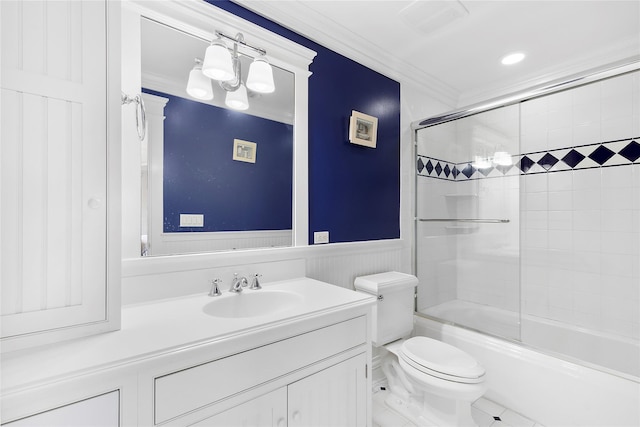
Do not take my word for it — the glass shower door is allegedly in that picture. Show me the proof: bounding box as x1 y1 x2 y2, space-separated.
415 105 521 340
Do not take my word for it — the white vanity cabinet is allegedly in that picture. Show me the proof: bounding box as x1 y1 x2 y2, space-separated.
1 279 374 427
191 354 367 427
287 353 367 427
189 388 287 427
149 315 370 426
4 391 120 427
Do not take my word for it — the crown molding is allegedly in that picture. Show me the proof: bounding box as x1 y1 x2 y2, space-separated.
232 0 459 106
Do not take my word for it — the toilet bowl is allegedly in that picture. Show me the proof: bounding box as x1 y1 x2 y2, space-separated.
383 337 486 426
354 272 486 427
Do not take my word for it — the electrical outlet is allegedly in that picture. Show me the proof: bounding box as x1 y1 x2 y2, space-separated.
180 214 204 227
314 231 329 244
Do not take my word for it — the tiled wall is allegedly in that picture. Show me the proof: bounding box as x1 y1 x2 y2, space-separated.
520 71 639 340
416 70 639 341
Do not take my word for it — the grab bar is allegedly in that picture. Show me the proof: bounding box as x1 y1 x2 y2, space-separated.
418 218 510 223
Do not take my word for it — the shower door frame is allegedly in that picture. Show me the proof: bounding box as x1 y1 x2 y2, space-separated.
411 58 640 328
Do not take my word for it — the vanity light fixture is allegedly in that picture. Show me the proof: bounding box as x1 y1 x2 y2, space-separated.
190 31 275 110
186 58 214 100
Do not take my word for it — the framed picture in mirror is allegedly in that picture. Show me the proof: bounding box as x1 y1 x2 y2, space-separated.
349 110 378 148
233 139 257 163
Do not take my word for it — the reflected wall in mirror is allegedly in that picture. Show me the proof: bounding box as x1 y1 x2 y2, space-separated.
139 17 295 256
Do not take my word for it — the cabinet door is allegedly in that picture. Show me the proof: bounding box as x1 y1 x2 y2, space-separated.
0 0 119 349
288 353 368 427
4 391 119 427
189 388 287 427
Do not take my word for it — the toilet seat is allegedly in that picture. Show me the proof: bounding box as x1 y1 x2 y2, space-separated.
400 337 485 384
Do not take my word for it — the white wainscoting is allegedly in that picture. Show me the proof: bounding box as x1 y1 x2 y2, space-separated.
122 239 408 305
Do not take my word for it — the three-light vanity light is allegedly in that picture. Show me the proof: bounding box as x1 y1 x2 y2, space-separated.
186 31 275 110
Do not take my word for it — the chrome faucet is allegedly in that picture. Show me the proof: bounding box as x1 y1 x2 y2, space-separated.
229 273 248 293
250 273 262 290
209 278 222 297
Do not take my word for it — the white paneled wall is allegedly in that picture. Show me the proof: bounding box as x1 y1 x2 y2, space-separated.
305 242 405 290
1 0 110 338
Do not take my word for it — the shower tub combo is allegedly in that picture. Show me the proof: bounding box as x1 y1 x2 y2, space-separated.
413 62 640 426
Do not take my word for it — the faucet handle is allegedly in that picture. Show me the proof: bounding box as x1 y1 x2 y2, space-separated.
209 278 222 297
250 273 262 290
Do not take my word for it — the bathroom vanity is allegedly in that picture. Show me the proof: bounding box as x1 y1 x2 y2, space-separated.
1 278 375 426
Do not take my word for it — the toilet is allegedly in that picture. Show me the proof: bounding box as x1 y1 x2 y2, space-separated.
354 272 486 427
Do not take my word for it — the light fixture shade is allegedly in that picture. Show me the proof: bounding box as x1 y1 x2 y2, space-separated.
225 83 249 110
202 40 235 82
246 57 275 93
186 65 213 100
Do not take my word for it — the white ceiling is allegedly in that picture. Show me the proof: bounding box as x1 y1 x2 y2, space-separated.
235 0 640 107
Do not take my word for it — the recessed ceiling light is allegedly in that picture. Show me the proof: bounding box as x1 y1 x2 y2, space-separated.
501 52 525 65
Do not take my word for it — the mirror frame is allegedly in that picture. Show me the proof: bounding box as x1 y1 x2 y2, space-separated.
121 0 316 261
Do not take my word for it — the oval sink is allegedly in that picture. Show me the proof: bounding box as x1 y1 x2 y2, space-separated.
202 290 304 319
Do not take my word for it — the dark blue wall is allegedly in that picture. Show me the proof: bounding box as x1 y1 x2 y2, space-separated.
208 1 401 243
144 89 293 232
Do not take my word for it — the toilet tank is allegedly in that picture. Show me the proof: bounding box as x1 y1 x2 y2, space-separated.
354 272 418 346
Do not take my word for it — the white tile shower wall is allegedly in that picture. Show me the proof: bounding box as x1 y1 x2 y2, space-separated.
520 70 640 340
416 178 459 311
456 175 520 311
522 165 640 339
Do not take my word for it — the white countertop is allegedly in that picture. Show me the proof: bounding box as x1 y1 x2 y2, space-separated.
1 278 375 394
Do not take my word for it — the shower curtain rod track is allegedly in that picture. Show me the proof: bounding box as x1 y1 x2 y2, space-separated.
418 218 510 224
411 58 639 130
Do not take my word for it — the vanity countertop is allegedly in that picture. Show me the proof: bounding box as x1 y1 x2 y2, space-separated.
1 277 375 394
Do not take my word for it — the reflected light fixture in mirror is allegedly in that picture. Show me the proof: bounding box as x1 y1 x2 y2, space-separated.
247 56 275 93
203 37 235 81
191 31 275 111
493 151 513 166
225 83 249 110
186 58 214 100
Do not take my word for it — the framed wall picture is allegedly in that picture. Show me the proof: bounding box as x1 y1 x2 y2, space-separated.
349 110 378 148
232 139 257 163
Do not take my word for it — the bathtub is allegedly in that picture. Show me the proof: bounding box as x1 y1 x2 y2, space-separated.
423 299 639 378
414 314 640 427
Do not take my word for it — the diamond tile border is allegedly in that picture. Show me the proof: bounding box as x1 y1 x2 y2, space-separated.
417 138 639 181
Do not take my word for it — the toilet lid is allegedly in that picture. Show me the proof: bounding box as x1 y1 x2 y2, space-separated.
400 337 485 381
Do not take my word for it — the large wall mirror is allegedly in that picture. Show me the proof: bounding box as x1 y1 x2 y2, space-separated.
121 1 316 259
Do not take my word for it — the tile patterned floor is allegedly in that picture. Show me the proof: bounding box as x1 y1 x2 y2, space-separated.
373 387 545 427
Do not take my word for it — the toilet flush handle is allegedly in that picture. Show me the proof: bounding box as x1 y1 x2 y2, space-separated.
378 294 384 301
